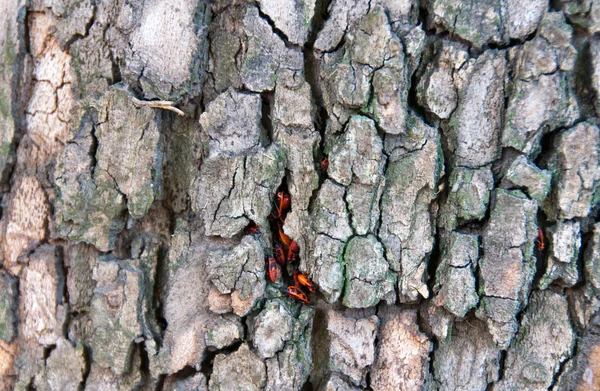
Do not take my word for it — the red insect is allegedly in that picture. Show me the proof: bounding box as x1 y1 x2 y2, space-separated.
537 227 545 250
287 240 299 262
278 225 300 262
267 258 280 282
273 190 291 219
246 223 260 234
286 285 310 304
321 158 329 170
293 271 316 293
278 191 291 212
274 242 286 265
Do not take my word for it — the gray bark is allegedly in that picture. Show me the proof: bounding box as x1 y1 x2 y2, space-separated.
0 0 599 390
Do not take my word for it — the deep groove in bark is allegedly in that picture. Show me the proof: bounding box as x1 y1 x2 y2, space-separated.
4 8 32 188
260 91 274 144
256 6 296 49
574 39 597 120
496 349 508 383
64 5 97 49
152 244 169 339
154 374 166 391
200 340 244 386
80 344 93 390
426 225 443 297
304 0 331 195
300 379 314 391
138 339 152 388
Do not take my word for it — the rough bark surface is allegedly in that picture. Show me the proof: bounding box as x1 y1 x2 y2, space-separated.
0 0 599 390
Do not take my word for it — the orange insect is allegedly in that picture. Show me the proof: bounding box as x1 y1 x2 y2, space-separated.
278 225 292 246
321 158 329 170
536 227 545 250
293 271 316 293
274 243 286 264
274 190 291 218
267 258 280 282
278 225 300 262
286 285 310 304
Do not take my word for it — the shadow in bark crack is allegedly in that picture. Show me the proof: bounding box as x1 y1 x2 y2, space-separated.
199 339 244 387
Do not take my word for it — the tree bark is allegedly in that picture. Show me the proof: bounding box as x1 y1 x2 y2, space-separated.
1 0 599 390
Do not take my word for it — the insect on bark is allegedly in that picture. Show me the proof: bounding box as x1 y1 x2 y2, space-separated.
267 257 280 282
536 227 545 250
286 285 310 304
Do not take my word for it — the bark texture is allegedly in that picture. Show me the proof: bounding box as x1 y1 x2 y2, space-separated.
0 0 599 390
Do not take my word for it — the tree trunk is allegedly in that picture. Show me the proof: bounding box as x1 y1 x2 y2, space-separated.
1 0 599 390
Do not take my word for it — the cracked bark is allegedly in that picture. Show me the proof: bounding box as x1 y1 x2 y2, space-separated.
1 0 599 390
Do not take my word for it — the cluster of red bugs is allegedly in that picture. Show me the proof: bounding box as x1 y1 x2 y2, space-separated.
247 185 316 304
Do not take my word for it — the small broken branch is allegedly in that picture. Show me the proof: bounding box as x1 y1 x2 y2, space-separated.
131 97 185 116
